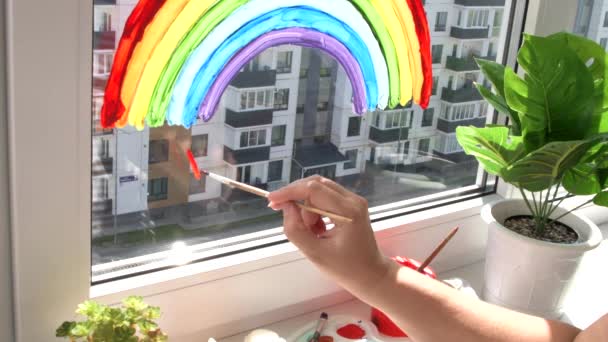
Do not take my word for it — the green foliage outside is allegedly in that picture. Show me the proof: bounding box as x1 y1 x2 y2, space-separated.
56 296 168 342
456 32 608 237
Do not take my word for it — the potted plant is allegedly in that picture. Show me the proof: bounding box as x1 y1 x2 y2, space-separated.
456 32 608 319
56 296 168 341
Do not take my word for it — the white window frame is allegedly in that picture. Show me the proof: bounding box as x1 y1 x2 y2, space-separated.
239 87 274 111
6 1 607 341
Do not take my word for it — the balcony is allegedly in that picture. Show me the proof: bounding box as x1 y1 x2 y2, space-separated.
445 55 496 72
92 199 113 215
450 27 489 39
369 127 409 144
92 157 113 176
436 117 486 133
223 146 270 165
231 70 277 88
225 109 273 128
93 31 116 50
454 0 506 6
441 87 483 103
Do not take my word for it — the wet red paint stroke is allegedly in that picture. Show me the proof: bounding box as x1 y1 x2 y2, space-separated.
100 0 166 128
406 0 432 109
336 324 366 340
186 149 201 180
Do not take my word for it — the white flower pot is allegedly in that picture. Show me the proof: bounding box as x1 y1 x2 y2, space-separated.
481 199 602 319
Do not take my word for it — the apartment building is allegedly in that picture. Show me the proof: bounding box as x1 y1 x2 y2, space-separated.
92 0 507 232
574 0 608 49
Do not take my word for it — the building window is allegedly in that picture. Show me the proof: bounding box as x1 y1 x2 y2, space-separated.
268 160 284 182
277 51 293 74
435 12 447 32
148 177 168 202
240 89 274 110
274 88 290 110
402 141 410 157
384 110 412 129
418 138 431 157
237 165 252 184
347 117 362 137
432 76 439 95
431 45 443 64
191 134 208 157
240 129 267 148
344 150 358 170
92 178 110 201
271 125 286 146
93 51 114 76
604 12 608 27
439 134 463 154
149 139 169 164
189 174 207 194
422 108 435 127
601 38 608 50
467 9 490 28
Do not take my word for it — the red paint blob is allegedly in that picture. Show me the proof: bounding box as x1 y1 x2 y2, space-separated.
186 149 201 180
336 324 366 340
319 336 334 342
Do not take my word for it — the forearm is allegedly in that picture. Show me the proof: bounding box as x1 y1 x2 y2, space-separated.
348 261 581 342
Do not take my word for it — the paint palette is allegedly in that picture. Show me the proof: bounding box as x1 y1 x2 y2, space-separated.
288 315 409 342
286 278 478 342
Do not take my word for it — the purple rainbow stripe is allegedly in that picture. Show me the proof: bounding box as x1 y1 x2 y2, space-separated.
198 27 367 121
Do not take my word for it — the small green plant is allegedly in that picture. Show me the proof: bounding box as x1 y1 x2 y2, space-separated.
456 32 608 237
56 296 168 342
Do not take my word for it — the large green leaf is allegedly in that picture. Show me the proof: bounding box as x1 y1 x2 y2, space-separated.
505 35 595 147
455 126 525 177
563 163 602 195
549 33 608 136
593 191 608 207
504 140 596 192
476 59 522 135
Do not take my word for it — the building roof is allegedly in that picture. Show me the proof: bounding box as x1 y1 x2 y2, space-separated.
294 143 348 168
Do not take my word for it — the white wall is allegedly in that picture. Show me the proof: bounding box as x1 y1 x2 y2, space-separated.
0 0 14 339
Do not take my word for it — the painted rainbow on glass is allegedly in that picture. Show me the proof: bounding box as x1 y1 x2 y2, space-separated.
100 0 432 130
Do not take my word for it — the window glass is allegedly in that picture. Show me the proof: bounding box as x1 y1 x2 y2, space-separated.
191 134 208 157
347 117 361 137
277 51 293 74
148 140 168 164
422 108 435 127
189 174 207 194
271 125 287 146
435 12 447 32
344 150 358 170
91 0 514 275
274 89 289 110
268 160 284 182
148 178 168 202
431 44 443 64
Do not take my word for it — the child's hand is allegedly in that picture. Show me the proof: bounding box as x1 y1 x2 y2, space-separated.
268 176 392 295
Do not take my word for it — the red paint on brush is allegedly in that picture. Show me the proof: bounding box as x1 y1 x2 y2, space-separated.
336 324 366 340
100 0 166 128
406 0 432 109
186 149 201 180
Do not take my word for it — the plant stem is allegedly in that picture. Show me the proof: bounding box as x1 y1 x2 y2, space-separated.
552 199 594 223
519 187 537 219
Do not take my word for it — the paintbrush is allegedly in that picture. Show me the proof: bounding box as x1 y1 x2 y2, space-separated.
309 312 329 342
417 226 459 273
186 150 353 224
